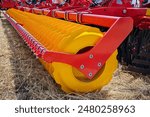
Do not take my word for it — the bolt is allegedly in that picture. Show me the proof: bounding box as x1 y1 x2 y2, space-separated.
88 72 93 77
123 9 127 14
89 54 94 59
80 64 84 69
98 62 102 67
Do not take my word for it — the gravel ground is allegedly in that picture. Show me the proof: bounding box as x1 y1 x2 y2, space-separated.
0 12 150 100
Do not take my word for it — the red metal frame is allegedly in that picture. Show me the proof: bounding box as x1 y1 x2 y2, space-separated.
16 0 150 29
0 0 15 9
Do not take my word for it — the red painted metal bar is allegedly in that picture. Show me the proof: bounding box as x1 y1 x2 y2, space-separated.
48 8 149 27
4 12 133 79
137 16 150 29
0 0 15 9
17 6 149 28
45 10 117 27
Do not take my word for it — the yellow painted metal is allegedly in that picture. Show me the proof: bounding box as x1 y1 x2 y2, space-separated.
146 9 150 16
52 52 117 93
7 8 118 93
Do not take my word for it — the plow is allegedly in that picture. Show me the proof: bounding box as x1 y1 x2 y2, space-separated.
0 0 150 93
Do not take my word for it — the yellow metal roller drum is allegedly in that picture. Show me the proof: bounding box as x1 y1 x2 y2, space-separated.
7 8 118 93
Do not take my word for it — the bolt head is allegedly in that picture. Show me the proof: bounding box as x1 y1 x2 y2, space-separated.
98 62 102 67
123 9 127 14
89 54 94 59
80 64 84 69
88 72 93 77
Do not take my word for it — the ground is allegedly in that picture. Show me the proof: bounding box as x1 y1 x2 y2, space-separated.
0 12 150 100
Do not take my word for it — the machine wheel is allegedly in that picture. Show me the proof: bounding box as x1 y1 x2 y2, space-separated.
51 32 118 93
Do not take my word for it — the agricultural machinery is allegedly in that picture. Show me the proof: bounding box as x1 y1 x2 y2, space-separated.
0 0 15 9
0 0 150 93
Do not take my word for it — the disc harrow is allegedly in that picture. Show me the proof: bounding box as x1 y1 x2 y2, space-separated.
2 0 150 93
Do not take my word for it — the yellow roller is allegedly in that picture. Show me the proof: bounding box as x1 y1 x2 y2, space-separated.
7 8 118 93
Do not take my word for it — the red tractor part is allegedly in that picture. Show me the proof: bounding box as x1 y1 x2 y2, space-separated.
0 0 15 9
